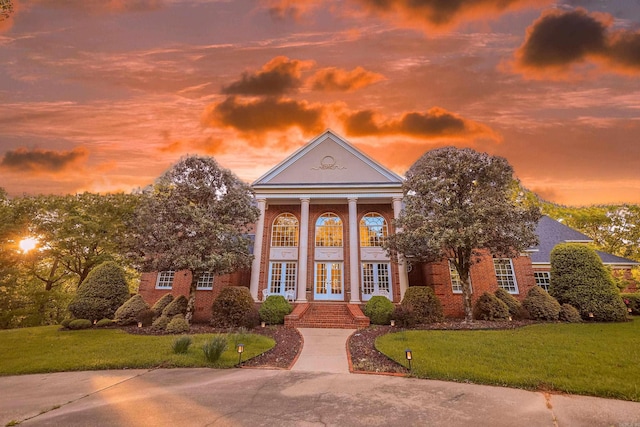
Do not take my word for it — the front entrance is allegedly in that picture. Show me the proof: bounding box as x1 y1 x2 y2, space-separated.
361 262 391 301
314 262 344 300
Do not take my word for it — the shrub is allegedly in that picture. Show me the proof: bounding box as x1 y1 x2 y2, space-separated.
473 292 510 321
392 305 416 328
151 294 174 318
259 295 292 325
60 318 73 328
211 286 260 329
559 304 582 323
114 294 150 326
166 314 190 334
162 295 189 318
136 309 156 327
151 315 170 332
494 288 523 319
621 293 640 315
523 286 561 321
172 336 192 354
202 335 228 363
550 243 628 322
95 318 114 327
67 319 92 330
364 296 395 325
67 262 130 321
397 286 444 325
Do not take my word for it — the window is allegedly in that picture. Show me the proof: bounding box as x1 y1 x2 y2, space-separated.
156 270 174 289
196 272 214 290
361 262 391 297
493 259 518 294
315 213 343 247
449 260 471 294
359 213 388 247
534 271 551 292
271 213 299 247
268 262 297 295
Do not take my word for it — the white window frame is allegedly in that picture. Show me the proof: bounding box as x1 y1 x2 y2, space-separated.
361 262 391 301
156 270 175 289
493 259 518 294
534 271 551 292
268 261 297 295
196 272 214 290
271 213 299 247
315 213 343 247
448 260 471 294
359 213 388 248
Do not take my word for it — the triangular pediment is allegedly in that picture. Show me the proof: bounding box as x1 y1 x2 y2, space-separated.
253 130 403 187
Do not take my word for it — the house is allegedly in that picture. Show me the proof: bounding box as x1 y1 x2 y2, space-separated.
138 130 638 324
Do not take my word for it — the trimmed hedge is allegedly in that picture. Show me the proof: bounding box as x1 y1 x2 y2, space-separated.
211 286 259 329
364 296 395 325
550 244 628 322
114 294 150 326
151 315 170 332
95 318 114 327
559 304 582 323
523 286 561 321
67 262 130 321
151 294 174 318
621 293 640 315
394 286 443 327
136 309 156 327
166 314 190 334
494 288 523 319
68 319 92 330
473 292 510 321
259 295 292 325
162 295 188 318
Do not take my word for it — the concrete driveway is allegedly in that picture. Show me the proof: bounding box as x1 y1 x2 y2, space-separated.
2 368 640 426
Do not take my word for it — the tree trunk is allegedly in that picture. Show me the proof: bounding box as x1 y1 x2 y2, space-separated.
461 272 474 323
185 271 199 324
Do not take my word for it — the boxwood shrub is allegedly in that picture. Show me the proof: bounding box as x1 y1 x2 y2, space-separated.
67 319 93 330
473 292 510 321
259 295 292 325
394 286 443 327
364 296 395 325
621 293 640 315
523 286 561 321
166 314 190 334
162 295 188 318
114 294 150 326
151 294 174 318
494 288 523 319
559 303 582 323
211 286 259 329
151 315 170 332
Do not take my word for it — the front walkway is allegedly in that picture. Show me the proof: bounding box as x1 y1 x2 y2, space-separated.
291 328 355 373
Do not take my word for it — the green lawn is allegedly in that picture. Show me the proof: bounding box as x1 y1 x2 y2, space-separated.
376 318 640 401
0 326 275 375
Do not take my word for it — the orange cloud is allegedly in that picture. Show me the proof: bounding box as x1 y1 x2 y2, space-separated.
31 0 163 14
221 56 314 96
202 96 326 136
261 0 327 21
342 107 499 141
512 8 640 78
0 146 88 174
353 0 552 31
308 66 384 92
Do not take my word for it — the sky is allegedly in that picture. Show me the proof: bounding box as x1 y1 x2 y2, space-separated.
1 0 639 206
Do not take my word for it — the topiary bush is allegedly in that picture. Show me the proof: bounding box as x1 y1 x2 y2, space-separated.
136 309 155 327
211 286 260 329
67 319 92 330
151 315 170 332
151 294 174 318
202 335 228 363
114 294 150 326
396 286 443 326
494 288 523 319
473 292 510 321
95 318 114 327
364 296 395 325
67 261 130 321
162 295 188 318
550 243 628 322
621 293 640 315
60 318 73 328
166 314 190 334
523 286 561 321
559 303 582 323
259 295 292 325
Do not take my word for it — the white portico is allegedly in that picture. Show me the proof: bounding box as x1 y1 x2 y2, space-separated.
249 130 408 304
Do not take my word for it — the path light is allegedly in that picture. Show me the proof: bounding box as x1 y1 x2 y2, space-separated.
261 321 266 328
237 343 244 365
137 322 142 328
390 320 395 327
589 312 594 318
405 348 412 371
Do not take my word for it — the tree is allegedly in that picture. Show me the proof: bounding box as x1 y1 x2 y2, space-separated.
68 261 130 321
386 147 540 322
129 155 259 323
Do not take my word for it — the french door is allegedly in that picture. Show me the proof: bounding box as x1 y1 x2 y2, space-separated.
314 262 343 300
361 262 391 301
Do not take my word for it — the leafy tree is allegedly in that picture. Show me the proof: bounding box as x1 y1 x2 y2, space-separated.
129 156 259 323
386 147 540 322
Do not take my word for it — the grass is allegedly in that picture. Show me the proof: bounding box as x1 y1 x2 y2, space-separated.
376 317 640 401
0 326 275 375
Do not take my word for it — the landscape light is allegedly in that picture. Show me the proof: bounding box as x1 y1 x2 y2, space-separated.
237 343 244 365
405 349 412 370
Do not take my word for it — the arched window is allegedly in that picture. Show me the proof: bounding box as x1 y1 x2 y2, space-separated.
271 213 299 247
315 213 343 247
359 213 388 247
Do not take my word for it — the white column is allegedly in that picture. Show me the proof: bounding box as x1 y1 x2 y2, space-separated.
348 197 360 303
296 197 310 302
249 197 267 301
393 196 409 301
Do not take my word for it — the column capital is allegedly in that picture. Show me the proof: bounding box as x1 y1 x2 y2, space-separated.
347 196 358 204
300 197 311 204
392 195 403 203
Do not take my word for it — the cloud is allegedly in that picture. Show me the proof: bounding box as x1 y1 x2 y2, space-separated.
513 8 640 78
221 56 314 96
261 0 328 21
352 0 552 31
308 66 384 92
0 146 88 173
29 0 163 14
202 96 326 135
342 107 499 141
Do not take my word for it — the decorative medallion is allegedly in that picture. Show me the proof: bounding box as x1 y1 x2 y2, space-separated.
312 155 346 170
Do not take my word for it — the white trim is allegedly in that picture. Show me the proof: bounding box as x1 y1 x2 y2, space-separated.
155 270 175 289
493 258 519 294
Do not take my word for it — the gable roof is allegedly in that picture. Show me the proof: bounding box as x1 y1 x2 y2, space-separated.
531 215 639 267
252 130 404 188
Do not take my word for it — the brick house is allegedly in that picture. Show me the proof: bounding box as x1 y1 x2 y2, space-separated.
138 130 638 324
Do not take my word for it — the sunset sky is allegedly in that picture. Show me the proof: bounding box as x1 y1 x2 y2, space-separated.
1 0 639 206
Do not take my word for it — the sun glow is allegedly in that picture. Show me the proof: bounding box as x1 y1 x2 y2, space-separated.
19 237 38 253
